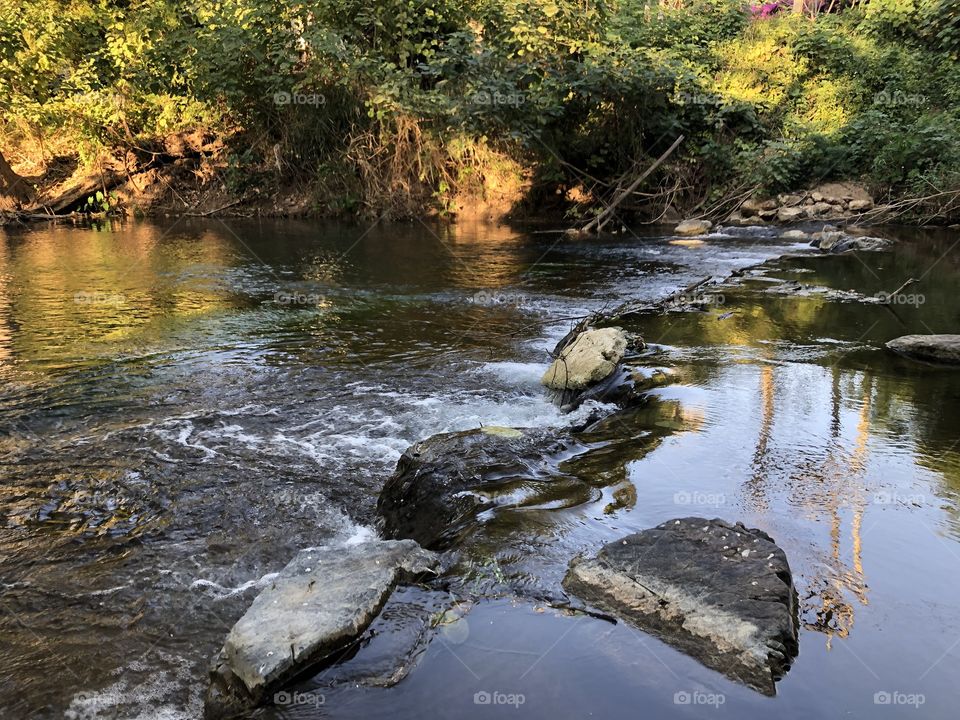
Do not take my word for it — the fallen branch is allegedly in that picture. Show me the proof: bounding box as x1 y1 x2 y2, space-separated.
854 189 960 224
187 199 242 217
881 277 918 302
577 135 685 235
547 275 714 357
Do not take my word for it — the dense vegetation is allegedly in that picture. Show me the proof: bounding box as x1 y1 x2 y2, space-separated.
1 0 959 219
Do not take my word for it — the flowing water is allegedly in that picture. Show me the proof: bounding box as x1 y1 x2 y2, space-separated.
0 219 958 719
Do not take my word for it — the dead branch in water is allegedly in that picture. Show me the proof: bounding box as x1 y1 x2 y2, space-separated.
547 275 715 357
881 277 918 302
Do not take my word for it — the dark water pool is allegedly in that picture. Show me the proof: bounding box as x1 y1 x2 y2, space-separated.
0 219 957 719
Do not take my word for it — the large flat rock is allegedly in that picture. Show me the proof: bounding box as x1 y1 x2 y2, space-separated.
204 539 438 718
377 427 589 549
563 518 798 695
886 334 960 365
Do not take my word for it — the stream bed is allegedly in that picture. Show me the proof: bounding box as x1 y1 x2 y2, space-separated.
1 219 958 719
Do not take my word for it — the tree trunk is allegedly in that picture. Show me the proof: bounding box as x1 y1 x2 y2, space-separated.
0 150 33 206
792 0 806 14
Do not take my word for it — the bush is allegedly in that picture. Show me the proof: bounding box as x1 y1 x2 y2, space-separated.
1 0 958 218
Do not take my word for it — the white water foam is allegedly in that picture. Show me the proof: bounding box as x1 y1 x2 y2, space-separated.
65 652 203 720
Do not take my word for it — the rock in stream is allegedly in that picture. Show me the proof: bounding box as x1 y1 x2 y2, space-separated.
377 426 590 549
563 518 798 695
541 327 627 391
886 334 960 365
204 539 438 719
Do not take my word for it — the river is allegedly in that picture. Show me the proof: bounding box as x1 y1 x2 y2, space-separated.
0 219 958 719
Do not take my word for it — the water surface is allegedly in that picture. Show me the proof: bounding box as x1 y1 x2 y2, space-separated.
0 219 957 719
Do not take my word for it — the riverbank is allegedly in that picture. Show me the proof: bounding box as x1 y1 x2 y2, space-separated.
4 4 960 230
3 142 959 231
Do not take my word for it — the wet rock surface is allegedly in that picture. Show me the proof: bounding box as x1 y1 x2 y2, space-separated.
204 539 438 719
563 518 798 695
377 427 589 549
886 334 960 365
811 231 892 253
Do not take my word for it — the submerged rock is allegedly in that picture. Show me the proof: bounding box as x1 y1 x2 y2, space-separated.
563 518 798 695
204 539 438 719
780 229 809 241
562 364 679 412
377 427 588 549
674 219 713 236
886 334 960 365
628 366 679 393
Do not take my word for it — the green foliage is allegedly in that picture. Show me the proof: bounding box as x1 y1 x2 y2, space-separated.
0 0 958 216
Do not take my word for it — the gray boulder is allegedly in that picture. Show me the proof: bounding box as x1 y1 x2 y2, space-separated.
541 327 627 391
674 219 713 236
810 230 846 251
886 334 960 365
542 327 629 411
563 518 798 695
811 231 891 253
204 539 438 719
377 427 589 549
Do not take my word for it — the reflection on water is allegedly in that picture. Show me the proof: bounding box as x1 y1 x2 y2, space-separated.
1 219 959 719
